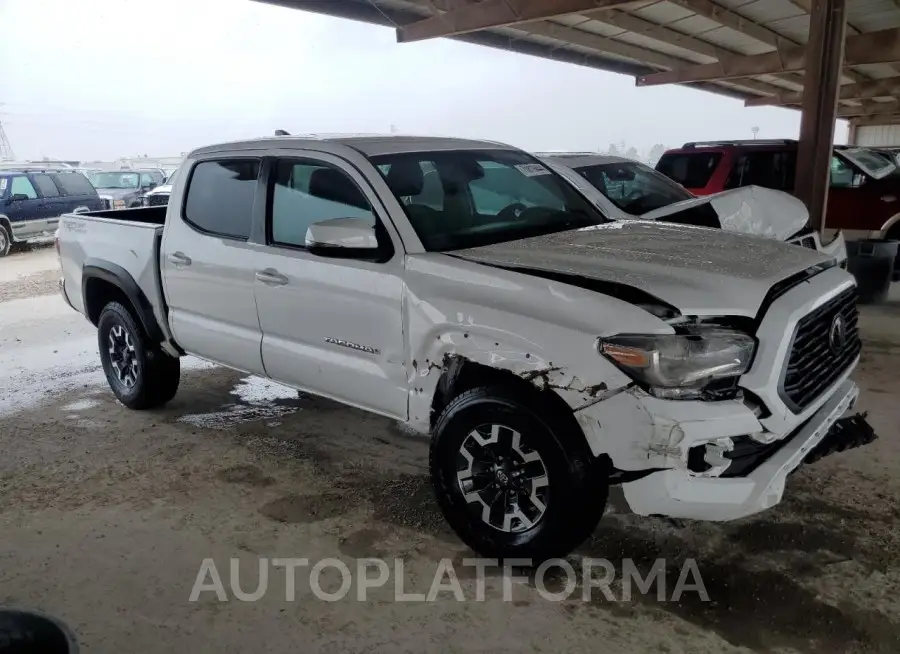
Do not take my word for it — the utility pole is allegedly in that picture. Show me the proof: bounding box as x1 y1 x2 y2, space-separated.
0 104 15 161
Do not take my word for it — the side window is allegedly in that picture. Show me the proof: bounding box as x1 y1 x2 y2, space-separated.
32 174 61 198
54 173 97 196
184 159 260 239
830 156 856 188
269 159 376 248
725 151 794 191
10 176 38 199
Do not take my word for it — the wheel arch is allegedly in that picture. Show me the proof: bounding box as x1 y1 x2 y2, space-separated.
81 260 164 343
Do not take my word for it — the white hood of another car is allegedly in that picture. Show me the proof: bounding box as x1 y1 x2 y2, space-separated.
452 221 829 316
643 186 809 241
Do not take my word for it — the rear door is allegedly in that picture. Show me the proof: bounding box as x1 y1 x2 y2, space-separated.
160 157 267 375
31 173 66 218
826 154 895 235
252 151 407 419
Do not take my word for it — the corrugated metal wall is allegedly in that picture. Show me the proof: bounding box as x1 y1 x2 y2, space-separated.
854 125 900 146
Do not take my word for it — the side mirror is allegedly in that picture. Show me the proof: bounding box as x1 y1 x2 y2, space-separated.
145 182 157 191
7 193 29 204
305 217 379 257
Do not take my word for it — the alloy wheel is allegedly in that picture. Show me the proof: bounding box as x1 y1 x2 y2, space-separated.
108 324 139 388
456 423 549 533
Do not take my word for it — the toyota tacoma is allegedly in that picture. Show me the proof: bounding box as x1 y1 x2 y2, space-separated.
57 135 876 559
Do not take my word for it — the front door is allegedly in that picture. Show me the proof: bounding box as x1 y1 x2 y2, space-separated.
252 152 407 419
6 175 45 240
160 158 267 376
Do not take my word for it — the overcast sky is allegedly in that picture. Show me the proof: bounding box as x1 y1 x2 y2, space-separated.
0 0 847 162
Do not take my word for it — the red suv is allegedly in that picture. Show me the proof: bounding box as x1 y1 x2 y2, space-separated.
656 139 900 243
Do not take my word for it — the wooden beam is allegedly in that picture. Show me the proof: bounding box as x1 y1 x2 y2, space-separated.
518 20 788 96
396 0 637 42
795 0 846 231
636 26 900 86
667 0 794 50
852 113 900 126
584 9 814 89
746 76 900 106
838 100 900 117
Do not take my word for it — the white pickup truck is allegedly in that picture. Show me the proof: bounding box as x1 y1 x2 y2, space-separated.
57 135 875 560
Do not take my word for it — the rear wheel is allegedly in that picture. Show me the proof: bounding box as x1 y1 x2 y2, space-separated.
97 301 180 409
430 385 607 561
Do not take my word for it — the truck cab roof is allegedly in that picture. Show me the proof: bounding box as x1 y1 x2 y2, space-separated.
188 134 512 158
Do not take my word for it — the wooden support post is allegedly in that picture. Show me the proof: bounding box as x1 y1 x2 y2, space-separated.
795 0 847 233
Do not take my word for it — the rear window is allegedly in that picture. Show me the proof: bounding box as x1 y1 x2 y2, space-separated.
656 152 723 189
184 159 260 239
54 173 98 196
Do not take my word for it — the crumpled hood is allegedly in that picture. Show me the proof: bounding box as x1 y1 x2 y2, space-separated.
95 188 140 201
642 185 809 241
452 221 829 316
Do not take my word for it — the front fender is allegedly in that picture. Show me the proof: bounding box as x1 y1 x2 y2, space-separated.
403 254 671 430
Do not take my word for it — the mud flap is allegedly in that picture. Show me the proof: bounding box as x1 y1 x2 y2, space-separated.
803 412 877 465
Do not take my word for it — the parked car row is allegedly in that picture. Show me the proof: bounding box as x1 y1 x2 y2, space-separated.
0 169 104 256
538 152 847 263
56 134 874 560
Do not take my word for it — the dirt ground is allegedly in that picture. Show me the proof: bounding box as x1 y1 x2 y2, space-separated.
1 245 899 653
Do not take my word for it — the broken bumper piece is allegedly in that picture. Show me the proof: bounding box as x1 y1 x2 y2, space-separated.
803 412 877 465
619 379 870 521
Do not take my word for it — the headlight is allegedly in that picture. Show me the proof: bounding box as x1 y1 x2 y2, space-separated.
113 199 126 209
600 326 756 400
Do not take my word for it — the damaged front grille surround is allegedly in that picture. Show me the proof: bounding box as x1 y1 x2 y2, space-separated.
780 286 861 412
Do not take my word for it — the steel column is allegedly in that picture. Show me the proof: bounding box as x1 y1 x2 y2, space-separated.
795 0 847 232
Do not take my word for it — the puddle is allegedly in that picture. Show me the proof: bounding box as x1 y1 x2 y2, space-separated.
178 376 302 429
60 398 101 412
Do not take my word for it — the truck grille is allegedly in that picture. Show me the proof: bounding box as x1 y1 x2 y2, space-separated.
146 193 169 207
782 286 860 411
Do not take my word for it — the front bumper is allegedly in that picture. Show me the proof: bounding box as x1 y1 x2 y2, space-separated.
585 380 869 521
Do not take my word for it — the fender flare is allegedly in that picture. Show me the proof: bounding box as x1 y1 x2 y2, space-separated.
0 214 11 233
81 259 164 343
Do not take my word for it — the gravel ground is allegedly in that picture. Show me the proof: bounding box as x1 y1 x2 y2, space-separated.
1 248 899 653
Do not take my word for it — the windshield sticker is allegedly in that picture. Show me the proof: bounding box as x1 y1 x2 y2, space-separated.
0 179 6 192
515 163 551 177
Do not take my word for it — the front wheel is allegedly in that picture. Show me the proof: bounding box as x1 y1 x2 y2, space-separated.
97 301 180 410
430 385 607 561
0 224 11 257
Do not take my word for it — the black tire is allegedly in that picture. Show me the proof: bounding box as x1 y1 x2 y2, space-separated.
97 301 180 410
0 609 78 654
430 385 607 561
887 227 900 282
0 224 11 258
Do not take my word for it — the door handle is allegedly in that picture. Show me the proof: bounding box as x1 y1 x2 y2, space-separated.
256 269 289 286
167 252 192 266
881 195 897 203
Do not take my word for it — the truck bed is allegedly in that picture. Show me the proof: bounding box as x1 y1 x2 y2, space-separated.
57 207 173 347
82 206 168 225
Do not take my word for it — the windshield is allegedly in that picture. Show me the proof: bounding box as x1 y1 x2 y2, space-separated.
573 161 691 215
370 149 607 251
89 172 140 189
164 167 180 186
